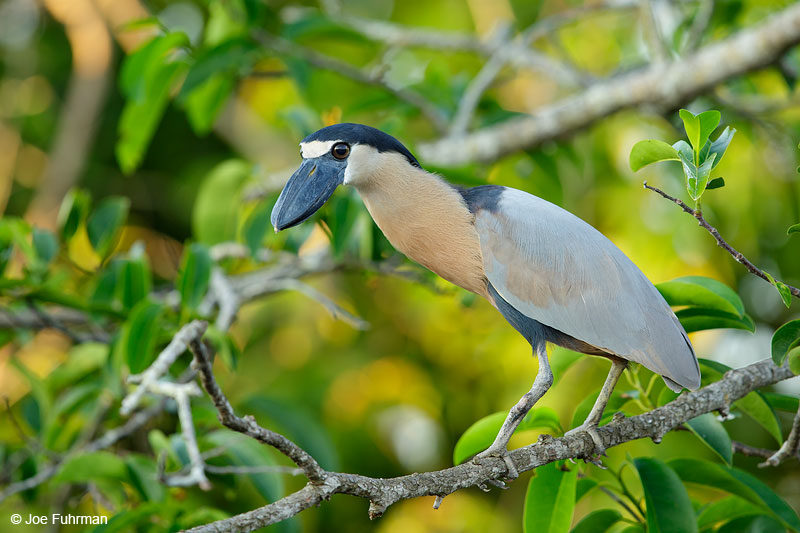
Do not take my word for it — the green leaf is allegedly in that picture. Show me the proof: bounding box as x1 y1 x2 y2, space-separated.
679 109 720 154
656 276 744 317
242 396 339 471
57 188 91 242
192 160 252 245
115 256 152 312
125 454 166 502
177 242 213 312
696 110 721 152
718 514 787 533
184 74 236 134
774 281 792 308
686 413 732 465
788 223 800 235
523 462 577 533
32 227 58 266
575 478 598 502
764 272 792 309
634 457 697 533
122 300 165 374
118 16 163 32
674 308 754 333
453 407 562 465
762 392 799 413
175 507 231 530
697 496 769 530
707 126 735 169
206 431 283 503
669 458 800 530
0 217 34 264
733 390 783 446
87 197 130 258
771 319 800 365
242 201 272 256
51 383 102 422
120 32 189 101
679 109 701 152
788 346 800 375
180 38 258 135
672 140 693 161
117 33 190 173
94 505 166 532
55 451 128 484
657 387 678 406
47 343 108 390
178 37 257 100
629 140 680 172
117 61 187 173
680 149 716 201
90 261 121 311
706 177 725 190
570 509 622 533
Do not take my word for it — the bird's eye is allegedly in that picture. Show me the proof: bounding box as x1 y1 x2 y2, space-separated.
331 142 350 160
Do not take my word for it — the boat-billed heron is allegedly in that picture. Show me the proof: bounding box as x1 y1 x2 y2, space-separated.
271 123 700 477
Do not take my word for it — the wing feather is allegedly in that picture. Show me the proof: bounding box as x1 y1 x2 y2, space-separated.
475 188 700 390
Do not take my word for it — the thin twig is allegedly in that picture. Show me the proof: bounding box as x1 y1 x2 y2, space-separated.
205 465 304 476
761 402 800 467
596 482 645 522
643 182 800 300
187 333 328 483
269 279 369 330
148 381 211 490
120 321 208 416
210 268 241 332
732 440 774 459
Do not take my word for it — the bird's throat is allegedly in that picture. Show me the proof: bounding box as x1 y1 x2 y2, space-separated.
354 167 489 298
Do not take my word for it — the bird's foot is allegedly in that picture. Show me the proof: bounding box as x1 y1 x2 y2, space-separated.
565 422 606 458
473 444 519 480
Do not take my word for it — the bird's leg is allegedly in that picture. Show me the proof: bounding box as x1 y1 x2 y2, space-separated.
474 344 553 479
565 358 627 457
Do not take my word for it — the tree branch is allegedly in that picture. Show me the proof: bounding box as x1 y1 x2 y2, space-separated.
186 340 795 533
644 182 800 300
418 3 800 166
761 401 800 467
188 332 327 483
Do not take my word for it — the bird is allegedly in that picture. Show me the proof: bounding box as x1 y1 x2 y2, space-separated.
270 123 701 477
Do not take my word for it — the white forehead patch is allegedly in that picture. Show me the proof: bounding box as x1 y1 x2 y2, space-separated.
300 140 340 159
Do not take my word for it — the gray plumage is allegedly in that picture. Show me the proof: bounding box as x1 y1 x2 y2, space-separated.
469 187 700 391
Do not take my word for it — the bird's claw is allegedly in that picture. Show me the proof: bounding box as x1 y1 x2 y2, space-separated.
473 445 519 480
565 423 607 458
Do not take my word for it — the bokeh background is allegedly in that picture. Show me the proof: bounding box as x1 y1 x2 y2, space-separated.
1 0 799 531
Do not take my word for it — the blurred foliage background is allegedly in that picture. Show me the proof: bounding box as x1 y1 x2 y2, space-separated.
0 0 799 531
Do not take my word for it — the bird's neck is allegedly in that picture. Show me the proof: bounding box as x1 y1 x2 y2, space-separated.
353 164 488 298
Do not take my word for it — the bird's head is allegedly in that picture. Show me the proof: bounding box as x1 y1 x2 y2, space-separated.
270 123 420 231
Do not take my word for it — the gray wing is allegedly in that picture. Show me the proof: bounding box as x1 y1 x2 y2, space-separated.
473 187 700 390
